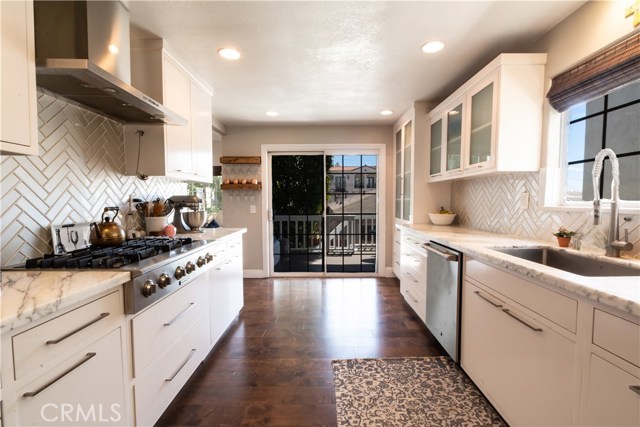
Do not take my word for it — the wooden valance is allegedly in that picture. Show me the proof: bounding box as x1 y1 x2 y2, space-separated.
547 32 640 112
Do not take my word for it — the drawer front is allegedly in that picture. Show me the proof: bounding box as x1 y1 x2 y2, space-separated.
593 309 640 367
14 328 126 427
12 290 122 380
134 314 208 427
401 282 426 323
465 258 577 333
131 277 207 377
208 241 227 266
227 237 243 257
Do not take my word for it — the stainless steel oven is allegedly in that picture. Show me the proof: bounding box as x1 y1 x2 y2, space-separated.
423 241 462 362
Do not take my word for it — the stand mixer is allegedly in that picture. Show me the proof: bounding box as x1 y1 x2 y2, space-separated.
167 195 207 233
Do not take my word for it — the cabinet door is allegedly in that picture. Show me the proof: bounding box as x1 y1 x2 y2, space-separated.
13 329 126 426
500 304 574 426
444 100 464 175
460 281 504 405
190 81 213 182
394 130 402 220
584 354 640 426
226 239 244 319
208 263 229 347
402 121 412 221
1 0 38 155
466 75 496 171
429 118 443 177
163 56 192 175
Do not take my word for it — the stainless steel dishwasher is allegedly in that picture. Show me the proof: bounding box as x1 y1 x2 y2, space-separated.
423 241 462 362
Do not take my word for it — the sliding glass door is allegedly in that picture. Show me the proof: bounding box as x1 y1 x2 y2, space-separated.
270 152 378 275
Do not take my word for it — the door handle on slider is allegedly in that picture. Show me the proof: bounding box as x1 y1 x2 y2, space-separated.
473 291 502 308
502 308 542 332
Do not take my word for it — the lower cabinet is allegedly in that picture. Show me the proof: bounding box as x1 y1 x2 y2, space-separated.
461 270 576 426
13 329 127 426
399 230 427 324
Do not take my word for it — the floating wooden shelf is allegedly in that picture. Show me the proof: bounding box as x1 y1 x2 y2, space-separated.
221 182 262 190
220 156 261 164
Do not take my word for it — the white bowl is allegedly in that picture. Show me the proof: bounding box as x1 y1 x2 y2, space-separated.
429 213 456 225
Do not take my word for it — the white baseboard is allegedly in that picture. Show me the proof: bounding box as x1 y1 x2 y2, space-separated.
384 267 396 278
243 269 266 278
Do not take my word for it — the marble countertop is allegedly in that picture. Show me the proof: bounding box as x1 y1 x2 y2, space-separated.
398 224 640 317
0 228 247 333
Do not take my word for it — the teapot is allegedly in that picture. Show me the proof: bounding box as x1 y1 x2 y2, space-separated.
90 207 126 246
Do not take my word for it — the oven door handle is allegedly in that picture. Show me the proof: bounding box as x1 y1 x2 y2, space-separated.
422 242 458 262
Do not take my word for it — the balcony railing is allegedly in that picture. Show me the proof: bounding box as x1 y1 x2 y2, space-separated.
273 214 376 255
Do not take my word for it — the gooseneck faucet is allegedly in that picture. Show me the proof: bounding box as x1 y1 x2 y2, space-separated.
592 148 634 257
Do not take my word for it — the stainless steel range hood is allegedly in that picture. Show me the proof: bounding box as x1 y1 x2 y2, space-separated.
34 1 186 126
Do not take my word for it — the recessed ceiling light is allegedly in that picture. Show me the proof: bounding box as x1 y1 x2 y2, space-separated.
108 44 119 54
380 110 393 116
218 48 241 60
266 111 279 117
421 40 444 54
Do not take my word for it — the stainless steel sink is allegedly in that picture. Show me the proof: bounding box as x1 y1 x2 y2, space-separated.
492 247 640 277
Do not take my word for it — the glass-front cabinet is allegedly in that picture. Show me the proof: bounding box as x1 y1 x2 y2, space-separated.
394 119 413 222
466 75 496 171
427 54 546 182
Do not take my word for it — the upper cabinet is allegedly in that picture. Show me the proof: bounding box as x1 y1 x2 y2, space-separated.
428 54 547 182
395 102 452 224
124 39 213 183
1 0 38 156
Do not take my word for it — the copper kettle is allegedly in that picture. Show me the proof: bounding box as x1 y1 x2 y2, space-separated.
90 207 126 247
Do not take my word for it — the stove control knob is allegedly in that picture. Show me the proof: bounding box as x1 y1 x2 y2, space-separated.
158 273 172 288
185 261 196 274
142 280 157 297
196 256 206 268
175 266 186 280
205 253 213 263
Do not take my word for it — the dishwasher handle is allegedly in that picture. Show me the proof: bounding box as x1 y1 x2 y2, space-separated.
422 242 458 262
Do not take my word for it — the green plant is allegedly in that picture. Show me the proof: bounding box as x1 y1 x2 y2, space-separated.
552 226 576 238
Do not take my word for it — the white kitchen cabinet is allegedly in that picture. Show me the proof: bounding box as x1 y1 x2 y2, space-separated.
392 225 401 277
399 230 427 324
124 39 213 183
0 0 38 156
428 54 546 182
461 259 576 426
395 102 451 224
1 290 129 427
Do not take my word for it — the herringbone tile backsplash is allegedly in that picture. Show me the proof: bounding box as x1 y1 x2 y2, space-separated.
451 172 640 258
0 92 187 266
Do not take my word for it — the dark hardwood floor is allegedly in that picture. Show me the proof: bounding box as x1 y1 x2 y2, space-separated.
156 277 446 426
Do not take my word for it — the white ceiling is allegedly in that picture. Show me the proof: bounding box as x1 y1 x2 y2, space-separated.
127 1 585 127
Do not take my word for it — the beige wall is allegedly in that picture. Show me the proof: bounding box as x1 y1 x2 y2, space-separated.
221 125 394 274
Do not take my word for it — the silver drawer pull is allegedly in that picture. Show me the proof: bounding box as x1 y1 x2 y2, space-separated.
405 272 418 283
473 291 502 308
23 352 96 398
407 238 420 245
502 308 543 332
165 348 197 382
46 313 110 345
164 303 195 327
405 289 419 303
630 385 640 395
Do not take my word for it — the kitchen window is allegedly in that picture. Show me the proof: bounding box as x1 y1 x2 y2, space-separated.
543 32 640 211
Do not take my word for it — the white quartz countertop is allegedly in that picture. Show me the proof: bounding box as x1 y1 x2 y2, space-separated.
0 228 247 333
0 270 130 333
399 224 640 317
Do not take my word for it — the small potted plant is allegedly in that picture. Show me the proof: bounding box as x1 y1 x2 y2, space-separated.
552 226 576 248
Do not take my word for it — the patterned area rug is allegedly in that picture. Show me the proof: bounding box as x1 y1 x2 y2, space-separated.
332 356 507 427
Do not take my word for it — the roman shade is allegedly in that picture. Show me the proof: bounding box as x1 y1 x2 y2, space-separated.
547 32 640 112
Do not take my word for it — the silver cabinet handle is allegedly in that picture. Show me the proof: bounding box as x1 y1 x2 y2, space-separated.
423 242 458 261
502 308 543 332
165 348 196 382
407 238 421 245
473 290 502 308
405 289 419 303
23 352 96 397
405 272 418 283
164 303 195 327
46 313 109 345
394 261 400 266
630 385 640 395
